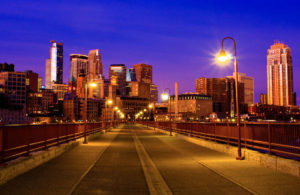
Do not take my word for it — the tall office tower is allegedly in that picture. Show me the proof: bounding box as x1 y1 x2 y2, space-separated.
150 83 158 102
109 64 127 96
133 63 152 84
126 68 137 82
88 49 103 81
227 72 254 105
267 42 295 106
70 54 88 82
25 70 39 93
91 75 105 99
52 83 68 101
87 75 105 99
76 72 86 99
68 77 77 95
38 77 43 92
130 81 150 99
260 93 268 104
45 40 63 89
196 77 245 116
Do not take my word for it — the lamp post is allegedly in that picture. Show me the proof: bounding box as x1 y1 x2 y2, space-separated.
114 106 118 126
216 37 244 160
161 88 172 136
83 82 97 144
106 99 113 129
148 103 155 121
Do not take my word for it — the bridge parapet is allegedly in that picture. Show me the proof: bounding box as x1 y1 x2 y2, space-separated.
139 121 300 160
0 121 119 164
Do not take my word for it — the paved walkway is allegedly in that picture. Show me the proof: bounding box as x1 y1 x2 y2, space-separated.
0 124 300 194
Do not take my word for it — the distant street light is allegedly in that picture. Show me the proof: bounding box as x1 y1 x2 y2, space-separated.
216 36 244 160
161 93 169 101
83 82 97 144
148 103 155 121
106 99 113 123
113 106 119 125
161 88 172 136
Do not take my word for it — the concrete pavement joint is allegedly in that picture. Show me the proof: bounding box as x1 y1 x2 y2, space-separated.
133 131 173 195
142 126 257 195
195 160 257 195
143 124 300 177
68 128 121 195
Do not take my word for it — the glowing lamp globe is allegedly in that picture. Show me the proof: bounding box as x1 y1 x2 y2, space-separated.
161 93 169 101
216 50 230 64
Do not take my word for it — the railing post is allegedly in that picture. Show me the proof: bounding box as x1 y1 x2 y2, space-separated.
56 125 60 146
268 123 271 154
26 126 30 156
44 125 48 150
66 124 69 143
226 122 230 145
214 123 217 142
0 126 4 164
73 124 76 141
244 122 247 149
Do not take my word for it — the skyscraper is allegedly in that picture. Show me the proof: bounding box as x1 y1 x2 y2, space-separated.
70 54 88 81
227 72 254 105
109 64 127 96
133 63 152 84
25 70 39 93
196 77 245 116
150 83 158 102
267 42 295 106
88 49 103 81
45 40 63 89
126 68 137 82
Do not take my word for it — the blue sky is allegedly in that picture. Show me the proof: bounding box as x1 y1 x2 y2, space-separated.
1 0 300 103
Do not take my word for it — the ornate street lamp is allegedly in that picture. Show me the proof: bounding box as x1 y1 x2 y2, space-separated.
216 37 244 160
83 82 97 144
161 88 172 136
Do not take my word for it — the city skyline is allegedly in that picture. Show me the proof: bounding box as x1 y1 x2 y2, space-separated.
1 0 300 103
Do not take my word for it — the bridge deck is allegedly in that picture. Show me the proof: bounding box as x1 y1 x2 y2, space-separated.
0 124 299 194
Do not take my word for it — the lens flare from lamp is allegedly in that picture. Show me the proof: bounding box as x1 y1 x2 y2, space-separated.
89 82 97 88
216 50 231 65
161 93 169 101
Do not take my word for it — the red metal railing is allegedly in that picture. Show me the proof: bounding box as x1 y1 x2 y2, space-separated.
0 121 120 163
139 121 300 160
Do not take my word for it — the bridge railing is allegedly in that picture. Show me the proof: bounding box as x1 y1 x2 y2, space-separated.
138 121 300 160
0 121 120 164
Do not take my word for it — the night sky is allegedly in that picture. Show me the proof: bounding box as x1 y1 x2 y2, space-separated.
1 0 300 103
